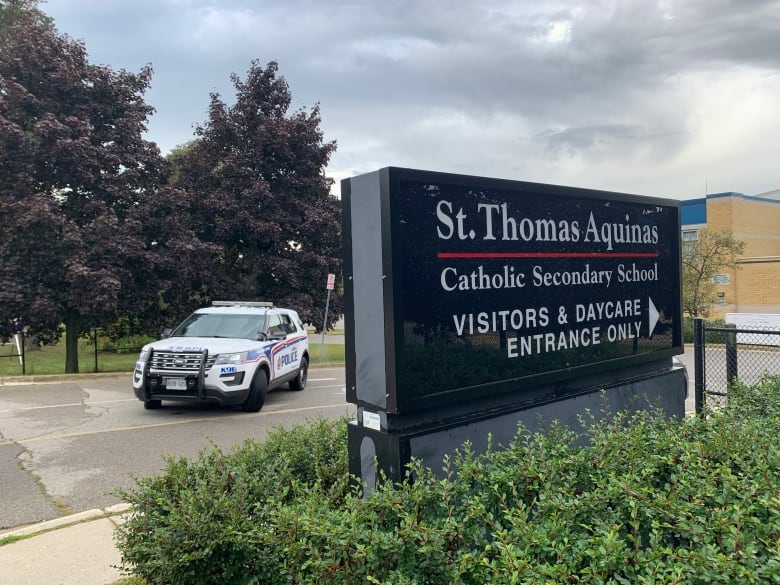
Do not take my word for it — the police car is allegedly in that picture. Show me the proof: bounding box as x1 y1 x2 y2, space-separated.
132 302 309 411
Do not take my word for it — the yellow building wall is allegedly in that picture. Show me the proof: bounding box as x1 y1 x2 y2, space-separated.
707 196 780 256
735 261 780 314
703 195 780 318
705 197 737 317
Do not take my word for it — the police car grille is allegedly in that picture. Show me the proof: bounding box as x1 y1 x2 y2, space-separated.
150 351 216 372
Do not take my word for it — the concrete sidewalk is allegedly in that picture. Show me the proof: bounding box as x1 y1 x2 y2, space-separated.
0 505 131 585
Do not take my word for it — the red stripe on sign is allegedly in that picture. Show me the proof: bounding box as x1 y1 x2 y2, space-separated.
437 252 659 259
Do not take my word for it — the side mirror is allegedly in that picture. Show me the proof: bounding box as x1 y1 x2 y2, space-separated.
161 328 173 338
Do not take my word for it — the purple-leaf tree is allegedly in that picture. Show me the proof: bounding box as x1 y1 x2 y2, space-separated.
173 60 343 329
0 1 208 371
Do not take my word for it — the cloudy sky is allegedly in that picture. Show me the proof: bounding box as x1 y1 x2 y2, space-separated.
43 0 780 200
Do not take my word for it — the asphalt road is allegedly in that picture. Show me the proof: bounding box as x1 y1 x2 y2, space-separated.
0 346 706 532
679 343 780 412
0 366 350 531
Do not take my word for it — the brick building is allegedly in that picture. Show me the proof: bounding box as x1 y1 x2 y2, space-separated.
681 191 780 318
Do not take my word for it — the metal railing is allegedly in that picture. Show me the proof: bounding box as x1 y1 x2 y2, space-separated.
1 330 146 376
694 317 780 416
88 329 144 372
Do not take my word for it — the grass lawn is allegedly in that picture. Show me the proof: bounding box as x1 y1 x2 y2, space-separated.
308 342 346 365
0 338 345 378
0 337 134 376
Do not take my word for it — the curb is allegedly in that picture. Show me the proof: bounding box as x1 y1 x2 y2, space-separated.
0 372 133 386
0 504 133 541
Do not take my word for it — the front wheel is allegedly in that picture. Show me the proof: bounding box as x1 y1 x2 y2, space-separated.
289 356 308 391
144 399 162 410
242 369 268 412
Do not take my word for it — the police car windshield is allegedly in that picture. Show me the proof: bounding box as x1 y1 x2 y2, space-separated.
171 313 266 340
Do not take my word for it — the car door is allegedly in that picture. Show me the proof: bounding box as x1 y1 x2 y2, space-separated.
267 312 301 379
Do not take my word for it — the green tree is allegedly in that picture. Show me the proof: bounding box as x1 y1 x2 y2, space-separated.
173 60 343 327
0 1 209 371
0 0 46 35
682 229 745 318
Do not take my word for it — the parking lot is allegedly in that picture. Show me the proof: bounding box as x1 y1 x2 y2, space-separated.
0 367 350 531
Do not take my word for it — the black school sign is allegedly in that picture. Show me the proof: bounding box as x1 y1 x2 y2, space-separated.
343 167 683 415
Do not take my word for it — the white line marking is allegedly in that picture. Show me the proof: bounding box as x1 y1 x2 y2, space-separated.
0 383 345 414
0 399 137 414
0 402 354 446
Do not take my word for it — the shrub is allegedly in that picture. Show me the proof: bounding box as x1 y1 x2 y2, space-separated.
117 380 780 584
115 416 350 584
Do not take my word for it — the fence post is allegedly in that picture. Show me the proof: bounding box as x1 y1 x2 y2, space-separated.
725 330 738 396
21 330 26 375
93 329 99 373
694 317 705 417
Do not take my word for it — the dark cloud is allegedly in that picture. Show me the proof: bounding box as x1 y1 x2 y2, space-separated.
43 0 780 197
534 124 689 163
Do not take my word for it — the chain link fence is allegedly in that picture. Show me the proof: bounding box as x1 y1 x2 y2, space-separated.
85 329 148 373
0 330 147 376
694 318 780 415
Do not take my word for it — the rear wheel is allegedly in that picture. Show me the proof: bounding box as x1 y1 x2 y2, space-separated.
242 369 268 412
144 399 162 410
289 356 308 391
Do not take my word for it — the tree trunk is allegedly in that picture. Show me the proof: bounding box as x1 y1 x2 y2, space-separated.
64 311 81 374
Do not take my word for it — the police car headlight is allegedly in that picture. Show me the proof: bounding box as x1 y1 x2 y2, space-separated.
214 352 248 365
137 349 149 363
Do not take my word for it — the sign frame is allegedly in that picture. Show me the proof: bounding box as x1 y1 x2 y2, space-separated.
343 167 683 415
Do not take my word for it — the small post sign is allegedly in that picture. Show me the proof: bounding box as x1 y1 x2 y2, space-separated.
343 167 683 415
319 273 337 362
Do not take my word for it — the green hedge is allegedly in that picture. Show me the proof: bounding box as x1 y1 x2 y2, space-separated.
116 379 780 584
683 316 736 344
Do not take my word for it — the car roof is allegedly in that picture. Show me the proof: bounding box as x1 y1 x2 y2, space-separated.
193 305 298 316
194 306 269 314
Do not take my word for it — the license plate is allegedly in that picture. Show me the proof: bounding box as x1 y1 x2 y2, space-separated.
165 378 187 390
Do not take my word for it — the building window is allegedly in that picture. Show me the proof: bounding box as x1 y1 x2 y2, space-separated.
682 229 698 241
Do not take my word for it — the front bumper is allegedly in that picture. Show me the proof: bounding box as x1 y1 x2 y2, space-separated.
132 348 253 405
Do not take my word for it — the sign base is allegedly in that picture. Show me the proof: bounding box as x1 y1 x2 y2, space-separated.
349 359 687 491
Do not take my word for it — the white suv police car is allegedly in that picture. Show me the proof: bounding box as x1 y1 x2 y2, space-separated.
132 302 309 412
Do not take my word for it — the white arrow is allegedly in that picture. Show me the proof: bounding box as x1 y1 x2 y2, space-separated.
648 297 659 337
